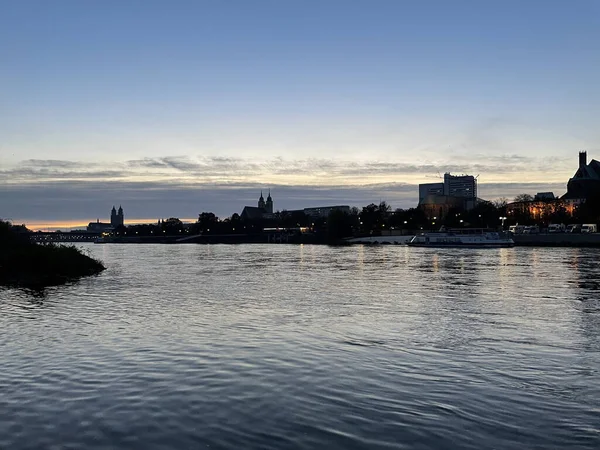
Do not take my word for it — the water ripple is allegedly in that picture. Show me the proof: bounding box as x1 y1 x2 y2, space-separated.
1 245 599 449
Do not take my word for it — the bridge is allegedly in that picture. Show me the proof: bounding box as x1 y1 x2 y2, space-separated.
30 232 101 243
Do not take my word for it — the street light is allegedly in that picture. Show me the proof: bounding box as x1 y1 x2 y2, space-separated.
499 216 507 228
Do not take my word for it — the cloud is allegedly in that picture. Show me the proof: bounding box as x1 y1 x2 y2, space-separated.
0 152 575 224
126 158 170 169
0 178 568 225
21 159 86 169
1 153 575 186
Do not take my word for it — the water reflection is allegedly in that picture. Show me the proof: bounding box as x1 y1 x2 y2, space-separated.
0 244 599 450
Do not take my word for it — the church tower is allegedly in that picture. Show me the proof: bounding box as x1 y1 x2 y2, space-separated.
110 206 118 227
265 190 273 214
117 205 124 226
258 191 266 210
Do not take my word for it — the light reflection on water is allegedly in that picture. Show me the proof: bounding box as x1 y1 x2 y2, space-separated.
1 244 599 449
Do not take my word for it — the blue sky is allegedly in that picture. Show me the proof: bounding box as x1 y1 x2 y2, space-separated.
1 0 599 226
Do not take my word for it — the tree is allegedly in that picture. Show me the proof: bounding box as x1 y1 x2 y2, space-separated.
162 217 184 234
326 210 357 242
360 203 379 234
359 201 391 234
493 197 509 209
547 202 570 225
513 194 533 203
442 207 465 228
465 200 501 228
197 212 219 233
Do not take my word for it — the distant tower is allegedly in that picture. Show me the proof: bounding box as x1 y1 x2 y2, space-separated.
110 206 118 227
258 191 266 210
579 151 587 169
117 205 124 226
265 190 273 214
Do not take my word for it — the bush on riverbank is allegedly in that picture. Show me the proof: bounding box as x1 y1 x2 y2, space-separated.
0 220 105 287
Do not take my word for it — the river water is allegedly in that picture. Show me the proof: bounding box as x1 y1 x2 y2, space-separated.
1 244 599 449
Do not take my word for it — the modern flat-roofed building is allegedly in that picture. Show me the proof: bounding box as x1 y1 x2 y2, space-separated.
303 205 350 218
418 173 478 219
443 173 477 198
419 183 444 203
419 173 477 204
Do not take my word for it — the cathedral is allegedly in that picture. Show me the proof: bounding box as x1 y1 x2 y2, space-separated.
258 190 274 214
110 205 125 227
87 205 125 232
240 191 274 220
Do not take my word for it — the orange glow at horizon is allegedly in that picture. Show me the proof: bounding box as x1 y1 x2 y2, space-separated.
18 218 198 231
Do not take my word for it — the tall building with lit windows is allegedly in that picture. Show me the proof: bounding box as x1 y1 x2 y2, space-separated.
418 173 478 219
443 173 477 198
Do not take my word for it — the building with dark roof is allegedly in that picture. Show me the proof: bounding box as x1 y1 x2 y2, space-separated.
241 206 268 221
241 192 274 221
534 192 556 201
87 205 125 232
87 220 113 232
505 152 599 220
561 151 600 205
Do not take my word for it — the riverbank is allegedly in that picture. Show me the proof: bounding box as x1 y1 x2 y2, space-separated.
513 233 600 247
91 231 600 247
1 221 105 288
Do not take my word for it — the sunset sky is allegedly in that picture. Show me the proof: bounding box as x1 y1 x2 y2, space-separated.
1 0 599 228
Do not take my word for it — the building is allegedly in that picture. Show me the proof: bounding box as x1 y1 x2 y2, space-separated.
87 205 125 232
111 205 124 227
241 191 275 221
506 197 567 222
303 205 350 218
561 151 600 209
418 173 477 203
534 192 556 201
265 191 273 214
283 205 351 219
418 183 444 203
419 195 478 220
442 173 477 198
506 152 600 220
87 220 113 232
418 173 478 218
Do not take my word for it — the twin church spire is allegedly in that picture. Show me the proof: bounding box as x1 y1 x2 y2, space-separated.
258 190 273 213
110 205 124 227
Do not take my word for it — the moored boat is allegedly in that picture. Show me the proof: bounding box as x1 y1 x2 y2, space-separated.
407 228 514 248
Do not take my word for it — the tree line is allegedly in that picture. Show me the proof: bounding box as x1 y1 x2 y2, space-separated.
110 192 600 241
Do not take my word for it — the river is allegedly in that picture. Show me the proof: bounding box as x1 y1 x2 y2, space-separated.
1 244 599 449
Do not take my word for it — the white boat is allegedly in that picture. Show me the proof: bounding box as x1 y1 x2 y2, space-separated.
407 228 514 248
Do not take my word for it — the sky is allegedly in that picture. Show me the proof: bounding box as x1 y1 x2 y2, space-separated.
1 0 599 228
